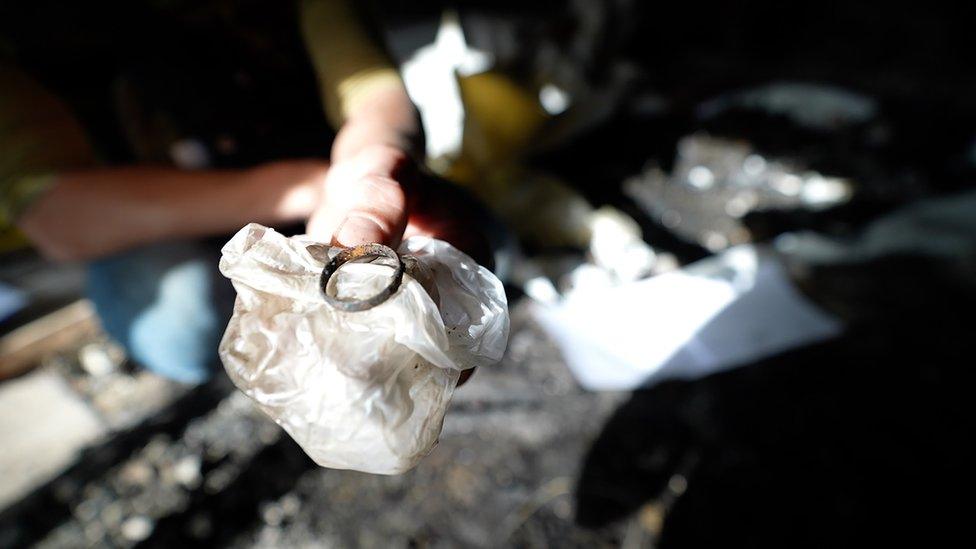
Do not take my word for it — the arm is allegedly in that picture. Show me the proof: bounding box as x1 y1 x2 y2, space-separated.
17 162 325 261
300 0 422 247
2 60 326 262
300 0 422 159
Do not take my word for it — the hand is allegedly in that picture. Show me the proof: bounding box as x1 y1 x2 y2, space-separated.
306 144 409 248
306 145 492 266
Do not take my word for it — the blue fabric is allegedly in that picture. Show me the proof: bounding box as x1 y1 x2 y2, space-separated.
86 240 235 384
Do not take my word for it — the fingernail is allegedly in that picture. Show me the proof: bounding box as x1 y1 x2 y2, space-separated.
332 215 386 247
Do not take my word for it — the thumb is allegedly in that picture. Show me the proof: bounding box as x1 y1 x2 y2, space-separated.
328 173 408 249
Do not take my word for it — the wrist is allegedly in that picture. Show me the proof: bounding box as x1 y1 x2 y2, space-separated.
331 86 424 163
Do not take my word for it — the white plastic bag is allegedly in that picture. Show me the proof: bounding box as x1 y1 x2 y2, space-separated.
218 223 509 474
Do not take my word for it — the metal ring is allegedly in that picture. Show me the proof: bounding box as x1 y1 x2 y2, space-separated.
320 243 405 312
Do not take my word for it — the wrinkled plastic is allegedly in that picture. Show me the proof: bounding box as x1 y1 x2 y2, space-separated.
218 223 509 474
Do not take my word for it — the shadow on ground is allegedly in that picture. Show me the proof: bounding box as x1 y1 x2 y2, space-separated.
575 256 976 546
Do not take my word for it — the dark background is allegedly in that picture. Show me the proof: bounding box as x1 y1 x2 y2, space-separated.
1 1 974 547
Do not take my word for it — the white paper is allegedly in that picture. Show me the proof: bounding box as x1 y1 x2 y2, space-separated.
531 245 843 391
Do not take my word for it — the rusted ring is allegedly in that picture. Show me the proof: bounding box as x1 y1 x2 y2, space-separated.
320 243 405 312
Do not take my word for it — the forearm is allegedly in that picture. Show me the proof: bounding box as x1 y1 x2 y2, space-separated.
17 162 324 262
300 0 423 162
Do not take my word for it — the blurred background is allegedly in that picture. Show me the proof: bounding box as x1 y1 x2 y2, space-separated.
2 1 975 547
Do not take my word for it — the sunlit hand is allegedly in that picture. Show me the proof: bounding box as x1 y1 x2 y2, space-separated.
306 144 410 248
305 144 491 266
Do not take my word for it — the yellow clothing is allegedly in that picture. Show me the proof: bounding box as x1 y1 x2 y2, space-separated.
0 61 95 228
301 1 548 195
299 0 405 128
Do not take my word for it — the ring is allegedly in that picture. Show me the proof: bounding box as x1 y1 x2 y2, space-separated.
319 243 405 312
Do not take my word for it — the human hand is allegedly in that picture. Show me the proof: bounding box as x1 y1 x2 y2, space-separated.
306 144 492 266
306 144 409 248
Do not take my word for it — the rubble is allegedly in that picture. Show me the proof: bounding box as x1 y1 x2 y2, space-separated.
625 134 854 251
0 304 634 548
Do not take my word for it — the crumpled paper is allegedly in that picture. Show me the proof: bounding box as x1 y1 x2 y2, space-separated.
218 223 509 474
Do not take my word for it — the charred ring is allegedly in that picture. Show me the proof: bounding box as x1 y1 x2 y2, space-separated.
320 243 405 312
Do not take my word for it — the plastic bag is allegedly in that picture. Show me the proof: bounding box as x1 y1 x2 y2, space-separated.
217 224 508 474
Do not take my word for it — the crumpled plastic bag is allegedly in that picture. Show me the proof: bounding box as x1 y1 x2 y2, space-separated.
218 223 509 474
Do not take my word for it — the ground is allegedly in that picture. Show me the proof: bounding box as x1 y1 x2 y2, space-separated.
1 303 639 548
3 264 973 549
